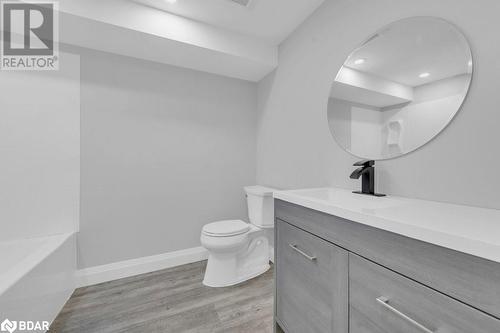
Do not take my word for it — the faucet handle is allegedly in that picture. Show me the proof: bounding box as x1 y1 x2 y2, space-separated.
353 159 375 167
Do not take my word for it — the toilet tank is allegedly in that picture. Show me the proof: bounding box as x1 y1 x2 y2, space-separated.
244 186 276 228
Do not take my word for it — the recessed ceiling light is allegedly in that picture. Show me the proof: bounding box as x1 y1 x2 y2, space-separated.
419 72 430 78
354 58 366 65
165 0 177 3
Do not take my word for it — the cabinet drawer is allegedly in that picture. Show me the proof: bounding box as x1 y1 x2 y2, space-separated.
276 220 348 333
349 254 500 333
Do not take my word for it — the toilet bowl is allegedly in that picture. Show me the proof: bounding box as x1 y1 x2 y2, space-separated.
200 186 275 287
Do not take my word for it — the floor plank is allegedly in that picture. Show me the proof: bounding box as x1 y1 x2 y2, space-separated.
50 261 274 333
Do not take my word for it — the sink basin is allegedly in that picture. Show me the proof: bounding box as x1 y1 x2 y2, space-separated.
273 187 500 264
279 188 403 212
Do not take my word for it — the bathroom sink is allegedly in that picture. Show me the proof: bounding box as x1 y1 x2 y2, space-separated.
276 188 402 212
273 187 500 264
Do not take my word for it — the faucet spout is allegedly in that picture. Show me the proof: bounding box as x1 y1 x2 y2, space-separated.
350 166 367 179
350 160 385 197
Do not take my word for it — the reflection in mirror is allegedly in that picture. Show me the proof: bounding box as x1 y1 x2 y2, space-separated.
327 17 472 160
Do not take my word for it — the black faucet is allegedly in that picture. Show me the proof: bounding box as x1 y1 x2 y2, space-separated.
350 160 385 197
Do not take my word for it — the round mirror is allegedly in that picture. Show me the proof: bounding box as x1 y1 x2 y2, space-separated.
327 17 472 160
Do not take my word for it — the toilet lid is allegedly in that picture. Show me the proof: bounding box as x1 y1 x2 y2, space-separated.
202 220 250 237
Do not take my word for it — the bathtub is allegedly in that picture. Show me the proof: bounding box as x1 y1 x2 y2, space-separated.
0 233 76 331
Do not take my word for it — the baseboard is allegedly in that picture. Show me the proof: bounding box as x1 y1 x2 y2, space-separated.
76 246 208 287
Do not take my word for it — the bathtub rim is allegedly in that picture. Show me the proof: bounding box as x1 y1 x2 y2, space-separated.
0 232 75 297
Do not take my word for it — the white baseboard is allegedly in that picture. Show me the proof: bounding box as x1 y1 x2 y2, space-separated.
76 246 208 287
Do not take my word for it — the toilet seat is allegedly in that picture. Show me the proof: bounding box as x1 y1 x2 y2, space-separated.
202 220 250 237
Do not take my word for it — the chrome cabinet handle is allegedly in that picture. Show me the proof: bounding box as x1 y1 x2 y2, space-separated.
288 244 317 261
376 297 435 333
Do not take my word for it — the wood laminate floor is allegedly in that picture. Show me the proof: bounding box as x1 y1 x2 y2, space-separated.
50 261 274 333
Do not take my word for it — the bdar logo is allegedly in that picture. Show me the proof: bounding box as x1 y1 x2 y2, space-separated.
0 319 17 333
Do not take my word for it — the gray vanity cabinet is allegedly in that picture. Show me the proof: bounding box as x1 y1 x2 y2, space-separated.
274 200 500 333
275 220 348 333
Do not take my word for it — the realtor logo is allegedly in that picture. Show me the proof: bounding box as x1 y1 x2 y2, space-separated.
1 0 59 70
0 319 17 333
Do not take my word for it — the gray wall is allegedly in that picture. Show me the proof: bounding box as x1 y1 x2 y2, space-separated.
257 0 499 209
0 52 80 241
78 49 257 269
327 98 352 152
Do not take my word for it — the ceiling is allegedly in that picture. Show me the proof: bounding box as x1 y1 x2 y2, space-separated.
133 0 325 45
330 82 411 108
344 17 472 87
54 0 324 81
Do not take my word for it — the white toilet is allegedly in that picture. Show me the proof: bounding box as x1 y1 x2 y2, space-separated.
200 185 275 287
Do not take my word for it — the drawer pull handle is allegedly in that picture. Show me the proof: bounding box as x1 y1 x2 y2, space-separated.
289 244 317 261
376 297 434 333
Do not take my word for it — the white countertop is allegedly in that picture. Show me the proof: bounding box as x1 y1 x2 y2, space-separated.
274 188 500 264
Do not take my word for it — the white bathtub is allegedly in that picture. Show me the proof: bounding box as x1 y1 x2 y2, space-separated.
0 233 76 331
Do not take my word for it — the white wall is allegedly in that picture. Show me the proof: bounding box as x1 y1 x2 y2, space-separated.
257 0 500 209
0 52 80 241
381 74 471 155
74 47 257 269
327 98 351 150
382 94 463 155
413 74 471 103
335 66 413 102
350 106 383 157
328 74 471 159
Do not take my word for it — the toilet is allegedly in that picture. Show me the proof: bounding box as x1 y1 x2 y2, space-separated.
200 185 275 287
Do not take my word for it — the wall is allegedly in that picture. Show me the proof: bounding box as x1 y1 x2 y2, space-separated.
350 106 383 157
327 98 352 150
413 74 471 103
328 74 471 159
381 74 471 154
382 95 462 155
75 48 257 269
0 52 80 241
257 0 500 209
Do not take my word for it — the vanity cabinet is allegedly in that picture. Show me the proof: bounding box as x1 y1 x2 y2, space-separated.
274 199 500 333
275 221 348 333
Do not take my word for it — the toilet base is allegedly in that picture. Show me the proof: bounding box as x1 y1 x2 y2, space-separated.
202 230 270 288
203 263 270 288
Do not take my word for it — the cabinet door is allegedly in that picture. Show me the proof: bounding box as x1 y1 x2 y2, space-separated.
276 220 348 333
349 254 500 333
